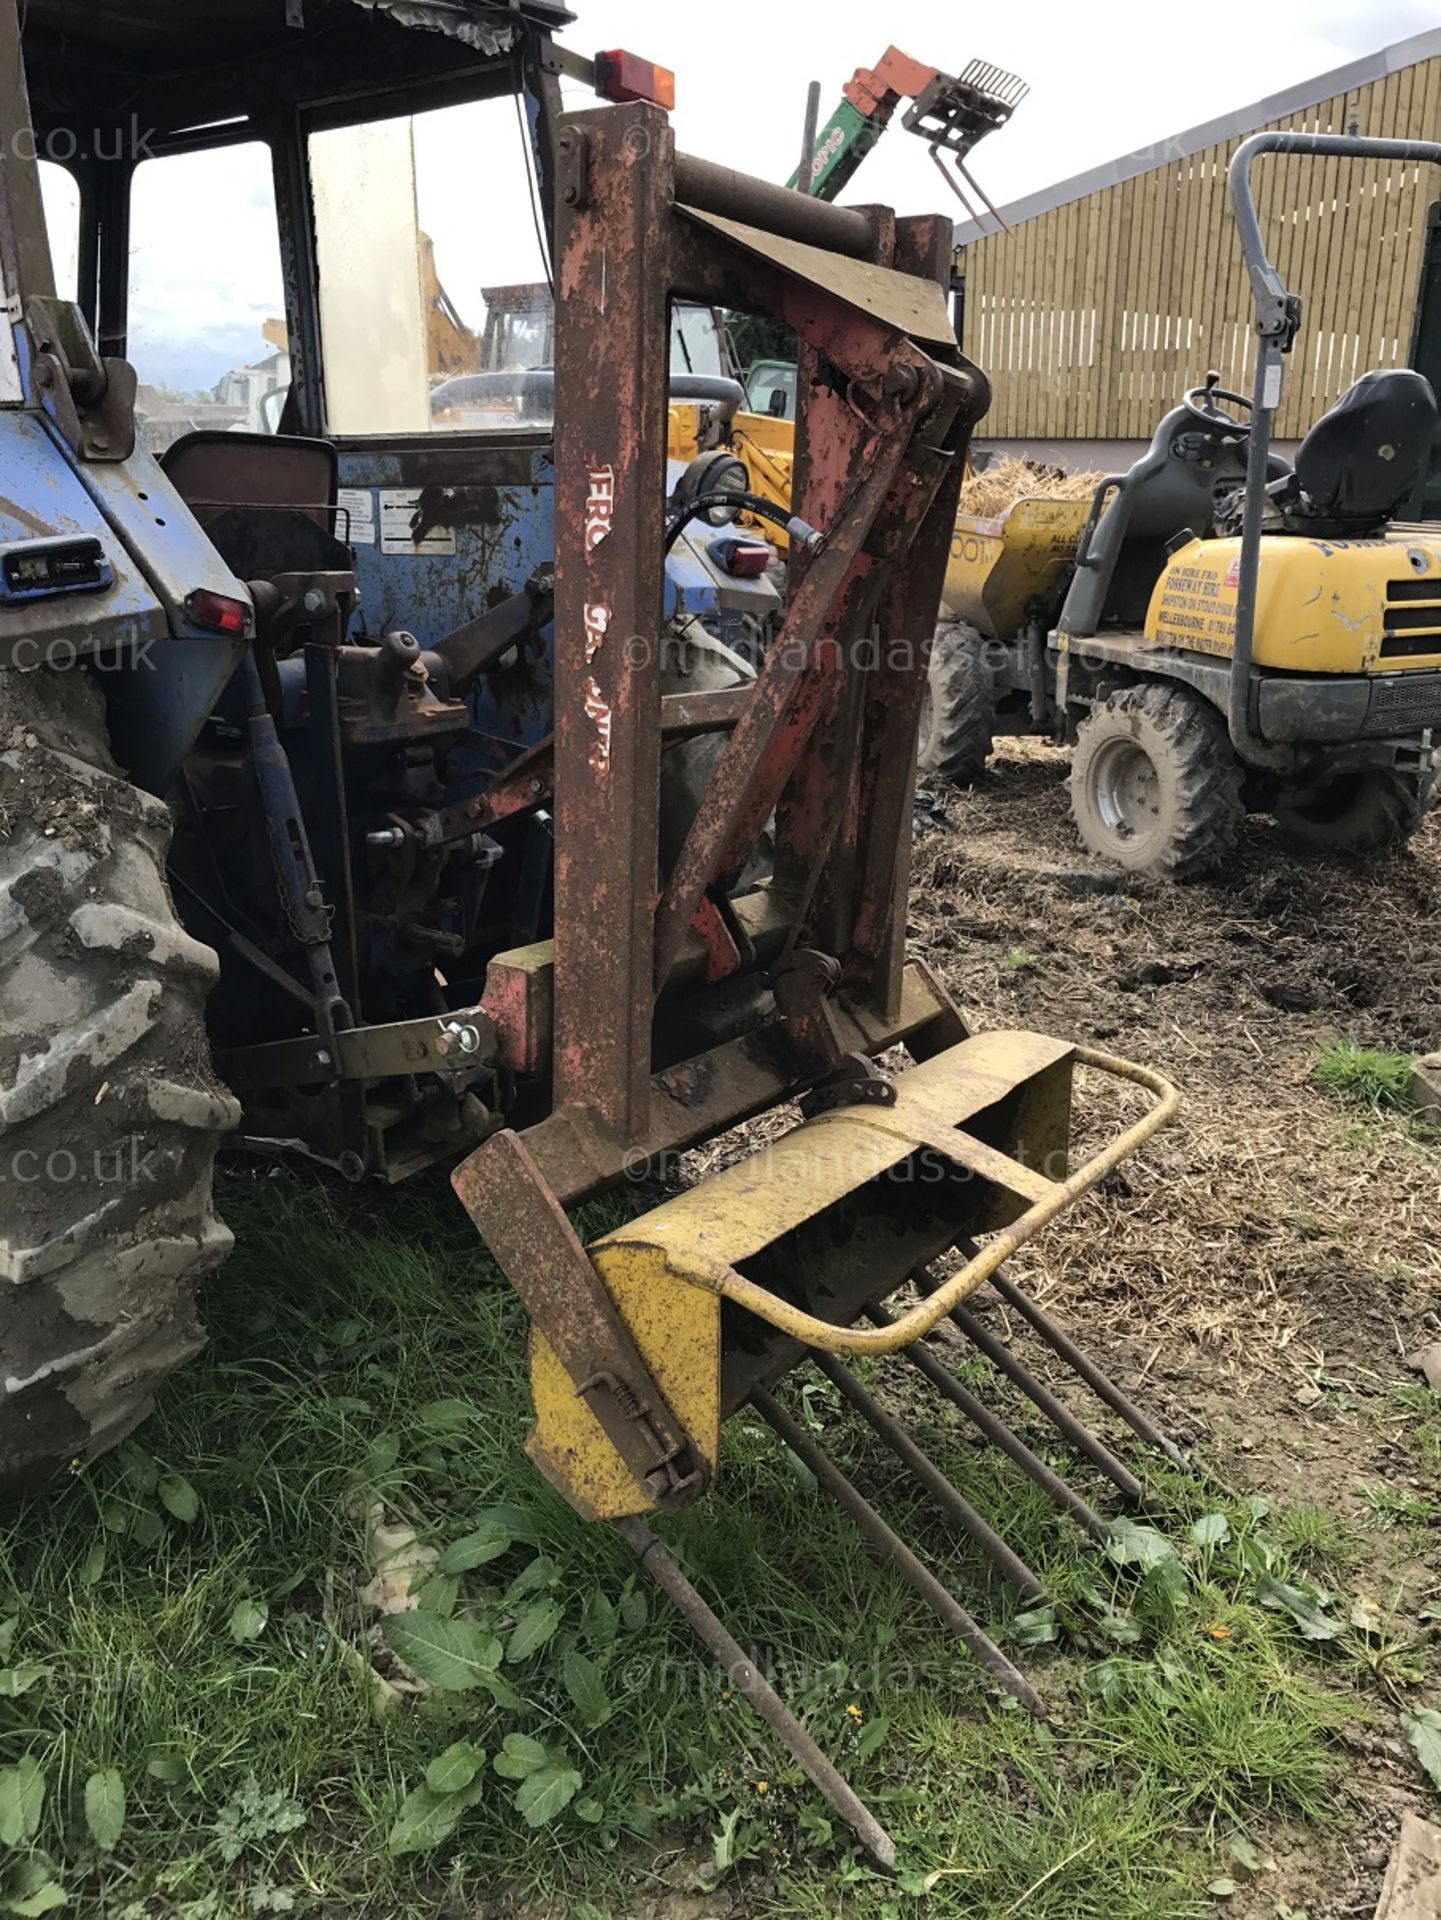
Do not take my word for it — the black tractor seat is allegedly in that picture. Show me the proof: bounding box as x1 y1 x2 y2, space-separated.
1273 368 1438 534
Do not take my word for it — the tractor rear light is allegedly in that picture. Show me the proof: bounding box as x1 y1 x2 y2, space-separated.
594 49 676 111
187 589 250 636
709 535 771 579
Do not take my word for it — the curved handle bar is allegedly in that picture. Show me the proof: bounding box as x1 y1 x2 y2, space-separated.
1225 133 1441 777
670 1045 1181 1355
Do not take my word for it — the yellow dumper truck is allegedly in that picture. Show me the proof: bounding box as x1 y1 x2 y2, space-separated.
921 132 1441 880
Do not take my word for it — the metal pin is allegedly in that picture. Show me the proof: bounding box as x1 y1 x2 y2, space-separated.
752 1390 1044 1716
812 1353 1047 1601
615 1515 897 1869
987 1271 1190 1469
867 1302 1108 1541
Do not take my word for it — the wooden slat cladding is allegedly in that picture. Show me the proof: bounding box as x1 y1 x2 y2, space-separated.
964 59 1441 440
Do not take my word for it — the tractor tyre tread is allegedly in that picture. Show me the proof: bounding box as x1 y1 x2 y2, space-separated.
1275 770 1434 853
919 622 996 784
0 668 236 1491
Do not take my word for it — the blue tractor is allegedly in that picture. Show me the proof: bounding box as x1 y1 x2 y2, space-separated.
0 0 783 1480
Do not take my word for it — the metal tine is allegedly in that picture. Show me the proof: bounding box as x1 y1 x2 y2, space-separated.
866 1302 1109 1542
912 1268 1147 1504
959 58 1028 108
752 1388 1045 1717
811 1352 1047 1602
986 1270 1190 1470
616 1516 897 1870
954 161 1012 235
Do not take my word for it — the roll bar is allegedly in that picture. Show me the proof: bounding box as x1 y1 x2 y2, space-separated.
1225 132 1441 769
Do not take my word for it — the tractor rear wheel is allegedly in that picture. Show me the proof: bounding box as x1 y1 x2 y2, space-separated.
0 667 236 1489
918 622 996 784
1069 682 1244 879
1275 770 1434 854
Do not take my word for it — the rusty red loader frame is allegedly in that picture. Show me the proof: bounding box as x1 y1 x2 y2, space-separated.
451 104 1184 1859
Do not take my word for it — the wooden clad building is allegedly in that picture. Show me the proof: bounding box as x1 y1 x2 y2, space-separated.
956 29 1441 455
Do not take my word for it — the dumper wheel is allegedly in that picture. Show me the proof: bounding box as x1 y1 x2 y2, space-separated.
1070 682 1244 880
918 622 995 784
0 667 237 1491
1275 770 1435 854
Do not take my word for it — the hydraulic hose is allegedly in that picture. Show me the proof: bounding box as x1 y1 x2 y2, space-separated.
664 490 823 554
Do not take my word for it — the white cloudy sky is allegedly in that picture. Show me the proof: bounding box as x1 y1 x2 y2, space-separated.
573 0 1438 210
38 0 1437 396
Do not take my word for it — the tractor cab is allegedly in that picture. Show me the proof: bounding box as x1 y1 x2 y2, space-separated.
7 0 790 1178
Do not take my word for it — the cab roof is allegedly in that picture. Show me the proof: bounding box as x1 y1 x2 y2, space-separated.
22 0 575 145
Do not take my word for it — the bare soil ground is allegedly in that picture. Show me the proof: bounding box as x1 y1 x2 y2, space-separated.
910 739 1441 1919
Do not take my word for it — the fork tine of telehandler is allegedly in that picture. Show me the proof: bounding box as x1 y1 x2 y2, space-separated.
615 1515 899 1870
752 1389 1045 1716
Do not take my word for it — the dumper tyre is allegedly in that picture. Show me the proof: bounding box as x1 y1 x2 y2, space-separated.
1069 681 1244 880
0 667 237 1491
918 622 996 784
1274 770 1435 854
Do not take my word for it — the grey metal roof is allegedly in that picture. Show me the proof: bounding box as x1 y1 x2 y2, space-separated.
954 24 1441 245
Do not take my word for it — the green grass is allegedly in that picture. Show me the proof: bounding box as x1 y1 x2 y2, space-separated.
1260 1503 1365 1576
0 1174 1384 1916
1356 1482 1441 1531
1311 1039 1414 1112
1382 1387 1441 1469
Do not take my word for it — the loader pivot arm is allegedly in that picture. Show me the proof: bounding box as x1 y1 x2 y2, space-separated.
455 96 1183 1873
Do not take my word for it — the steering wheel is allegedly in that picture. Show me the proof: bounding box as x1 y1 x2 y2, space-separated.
1184 371 1253 434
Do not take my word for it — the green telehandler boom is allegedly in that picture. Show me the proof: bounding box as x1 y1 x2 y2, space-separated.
785 46 1026 224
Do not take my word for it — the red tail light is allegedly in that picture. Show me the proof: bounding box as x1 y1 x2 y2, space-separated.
187 589 250 636
709 535 771 579
595 50 676 111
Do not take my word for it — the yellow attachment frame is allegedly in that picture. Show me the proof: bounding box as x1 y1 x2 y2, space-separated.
593 1041 1177 1357
524 1031 1178 1519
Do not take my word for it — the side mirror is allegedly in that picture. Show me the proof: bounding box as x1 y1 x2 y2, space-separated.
258 385 290 435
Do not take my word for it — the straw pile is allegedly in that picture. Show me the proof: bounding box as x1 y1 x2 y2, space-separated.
959 454 1103 519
